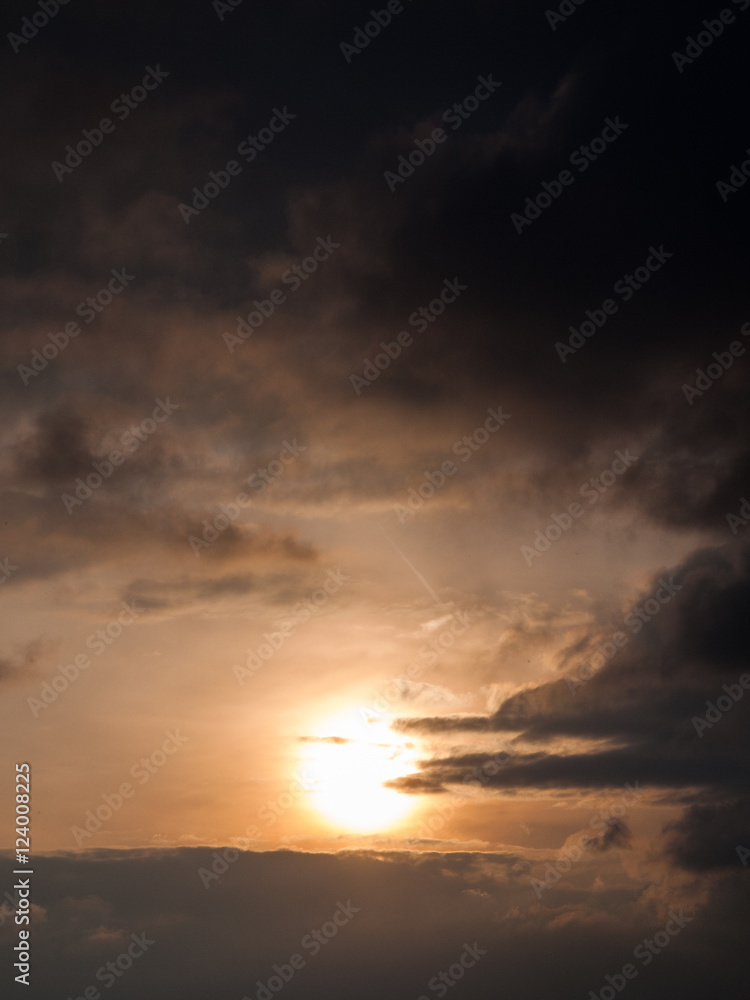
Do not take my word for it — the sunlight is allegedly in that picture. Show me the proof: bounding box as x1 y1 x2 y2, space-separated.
299 709 420 832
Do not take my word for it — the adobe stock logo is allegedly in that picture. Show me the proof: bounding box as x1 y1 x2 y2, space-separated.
681 321 750 404
692 674 750 736
61 398 179 513
233 569 349 684
51 66 170 182
18 268 136 385
0 557 18 585
512 117 628 235
416 943 487 1000
545 0 588 31
350 278 467 393
385 76 500 192
566 577 682 695
7 0 71 55
214 0 244 21
521 450 638 565
555 247 672 362
395 407 510 523
223 237 340 352
716 146 750 202
726 496 750 534
178 106 296 223
672 4 747 73
340 1 413 62
587 909 694 999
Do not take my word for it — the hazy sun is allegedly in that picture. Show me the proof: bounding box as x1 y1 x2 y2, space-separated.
299 709 420 832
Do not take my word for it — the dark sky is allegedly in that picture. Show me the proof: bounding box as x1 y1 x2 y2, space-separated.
1 0 749 997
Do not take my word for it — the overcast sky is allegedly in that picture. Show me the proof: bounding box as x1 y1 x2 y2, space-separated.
1 0 749 997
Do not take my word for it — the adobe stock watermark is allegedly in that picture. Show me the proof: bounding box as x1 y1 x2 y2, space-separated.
179 106 296 223
716 143 750 202
394 407 511 523
340 1 414 61
71 730 189 846
511 116 629 234
61 397 179 513
197 824 264 888
64 932 155 997
350 277 467 394
223 237 341 353
188 439 306 555
0 557 19 584
0 890 22 929
416 943 487 1000
545 0 588 31
197 767 323 889
682 320 749 403
189 490 253 555
414 748 516 840
587 909 693 1000
530 782 643 897
27 601 144 717
566 576 683 694
247 439 306 495
8 0 71 54
52 66 170 181
385 75 501 192
213 0 245 21
726 496 750 534
241 901 360 1000
361 608 482 724
197 770 319 888
692 673 750 737
521 449 638 566
362 607 482 726
233 569 349 684
17 268 136 384
672 1 748 74
555 246 673 362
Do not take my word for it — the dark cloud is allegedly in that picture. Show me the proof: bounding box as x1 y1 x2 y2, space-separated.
6 847 747 1000
393 543 750 870
663 800 750 872
18 404 93 483
0 0 747 547
396 544 750 743
2 0 749 996
592 818 633 853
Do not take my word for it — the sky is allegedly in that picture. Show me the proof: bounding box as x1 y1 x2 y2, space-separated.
1 0 749 997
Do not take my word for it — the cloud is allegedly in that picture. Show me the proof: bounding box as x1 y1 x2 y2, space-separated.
17 404 93 484
390 543 750 869
299 736 352 745
0 637 53 686
592 818 633 853
17 846 750 999
662 800 750 872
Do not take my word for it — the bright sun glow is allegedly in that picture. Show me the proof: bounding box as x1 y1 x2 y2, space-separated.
299 710 421 832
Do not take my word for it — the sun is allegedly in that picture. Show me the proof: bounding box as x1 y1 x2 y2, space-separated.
299 709 420 832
